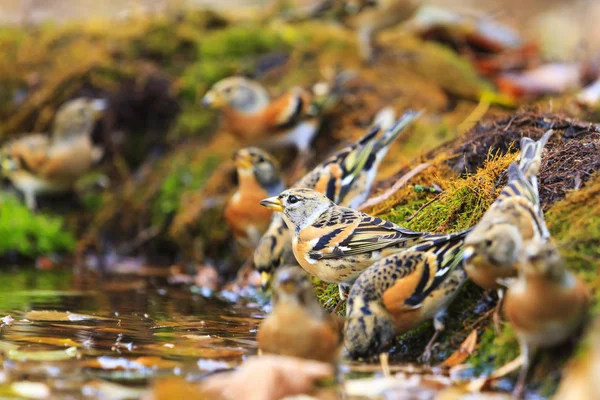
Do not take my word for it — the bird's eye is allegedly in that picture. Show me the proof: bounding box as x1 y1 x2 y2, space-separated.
484 239 493 248
257 156 265 163
288 195 299 204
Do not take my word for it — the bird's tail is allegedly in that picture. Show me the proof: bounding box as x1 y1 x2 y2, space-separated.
309 70 356 117
373 109 423 153
519 129 552 182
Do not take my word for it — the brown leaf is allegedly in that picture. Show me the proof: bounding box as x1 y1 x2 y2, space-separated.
24 310 108 322
201 355 333 400
440 329 478 368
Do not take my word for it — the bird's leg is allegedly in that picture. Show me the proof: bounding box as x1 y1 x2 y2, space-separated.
24 189 37 210
420 310 446 363
513 341 533 399
330 284 349 314
493 288 505 333
358 27 375 63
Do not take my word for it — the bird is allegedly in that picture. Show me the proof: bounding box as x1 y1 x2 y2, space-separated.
202 76 318 161
0 97 106 209
257 266 343 363
254 110 422 290
342 0 419 62
225 147 285 249
343 229 469 360
502 243 589 398
462 131 552 326
260 188 432 298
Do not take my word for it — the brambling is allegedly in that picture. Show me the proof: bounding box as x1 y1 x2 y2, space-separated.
1 98 106 209
502 243 590 398
463 132 552 325
344 229 469 360
202 76 318 159
225 147 285 248
254 111 422 290
260 188 432 296
258 266 343 363
342 0 419 62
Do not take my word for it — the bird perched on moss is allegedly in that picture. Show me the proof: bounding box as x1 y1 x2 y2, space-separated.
202 76 318 160
344 230 469 360
463 131 552 326
502 243 589 398
1 98 106 209
258 266 343 363
260 189 433 297
225 147 285 249
342 0 419 62
254 111 422 290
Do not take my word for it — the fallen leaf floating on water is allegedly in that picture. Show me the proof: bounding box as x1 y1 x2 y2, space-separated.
24 310 108 322
10 381 51 399
1 315 15 325
145 377 208 400
144 343 246 359
7 346 78 362
201 355 333 400
440 329 478 368
82 380 148 400
8 336 81 348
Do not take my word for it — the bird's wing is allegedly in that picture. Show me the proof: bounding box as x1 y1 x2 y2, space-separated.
2 134 51 173
302 207 424 259
499 163 549 238
400 232 468 308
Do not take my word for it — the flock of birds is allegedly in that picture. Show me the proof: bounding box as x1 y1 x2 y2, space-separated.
0 35 590 400
201 76 590 398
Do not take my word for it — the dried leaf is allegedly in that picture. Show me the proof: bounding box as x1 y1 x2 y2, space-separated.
82 380 147 400
24 310 107 322
440 329 478 368
466 355 523 392
202 355 333 400
9 336 82 348
144 343 246 359
7 346 78 361
11 381 50 399
147 377 209 400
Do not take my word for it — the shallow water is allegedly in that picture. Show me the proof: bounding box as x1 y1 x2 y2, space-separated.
0 266 265 398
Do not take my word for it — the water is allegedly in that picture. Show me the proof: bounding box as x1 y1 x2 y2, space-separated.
0 266 265 398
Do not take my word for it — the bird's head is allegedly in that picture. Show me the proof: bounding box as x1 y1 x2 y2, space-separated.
202 76 269 113
272 266 317 308
53 97 106 140
520 242 565 281
234 147 282 194
463 222 523 268
260 189 335 232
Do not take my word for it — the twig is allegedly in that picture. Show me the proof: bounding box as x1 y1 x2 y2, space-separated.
358 163 430 211
405 192 444 222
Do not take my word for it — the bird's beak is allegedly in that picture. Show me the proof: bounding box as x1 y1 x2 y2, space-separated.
1 156 18 173
260 196 283 212
463 246 475 263
260 272 272 291
202 91 224 109
234 153 252 170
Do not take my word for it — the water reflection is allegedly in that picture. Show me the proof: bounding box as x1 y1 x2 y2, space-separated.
0 266 264 397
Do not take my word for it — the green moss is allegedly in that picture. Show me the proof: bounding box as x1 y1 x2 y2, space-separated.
385 152 516 233
545 174 600 312
0 194 75 257
474 325 519 371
